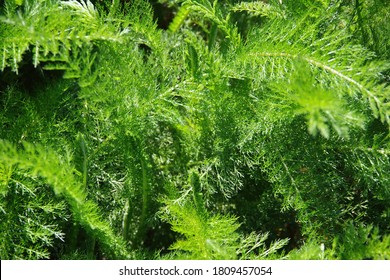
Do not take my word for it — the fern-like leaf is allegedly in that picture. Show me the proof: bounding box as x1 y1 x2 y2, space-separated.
0 140 133 259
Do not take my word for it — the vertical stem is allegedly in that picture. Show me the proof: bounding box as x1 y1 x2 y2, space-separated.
80 135 88 189
355 0 368 45
136 153 150 247
208 23 218 51
122 199 130 240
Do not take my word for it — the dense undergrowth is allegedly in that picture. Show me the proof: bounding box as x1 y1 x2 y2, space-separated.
0 0 389 260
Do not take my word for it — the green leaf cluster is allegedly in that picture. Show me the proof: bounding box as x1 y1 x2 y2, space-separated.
0 0 389 259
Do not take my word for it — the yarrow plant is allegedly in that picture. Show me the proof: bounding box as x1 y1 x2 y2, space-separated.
0 0 389 259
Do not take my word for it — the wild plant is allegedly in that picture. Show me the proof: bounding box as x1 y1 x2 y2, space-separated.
0 0 388 259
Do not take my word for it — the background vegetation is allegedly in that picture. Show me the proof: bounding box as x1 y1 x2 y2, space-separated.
0 0 389 260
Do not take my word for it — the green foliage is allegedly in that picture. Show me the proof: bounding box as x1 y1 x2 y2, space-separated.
160 170 288 259
332 221 390 260
287 222 390 260
160 170 241 259
168 4 190 32
1 0 389 259
230 1 286 19
0 0 125 86
0 140 132 259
